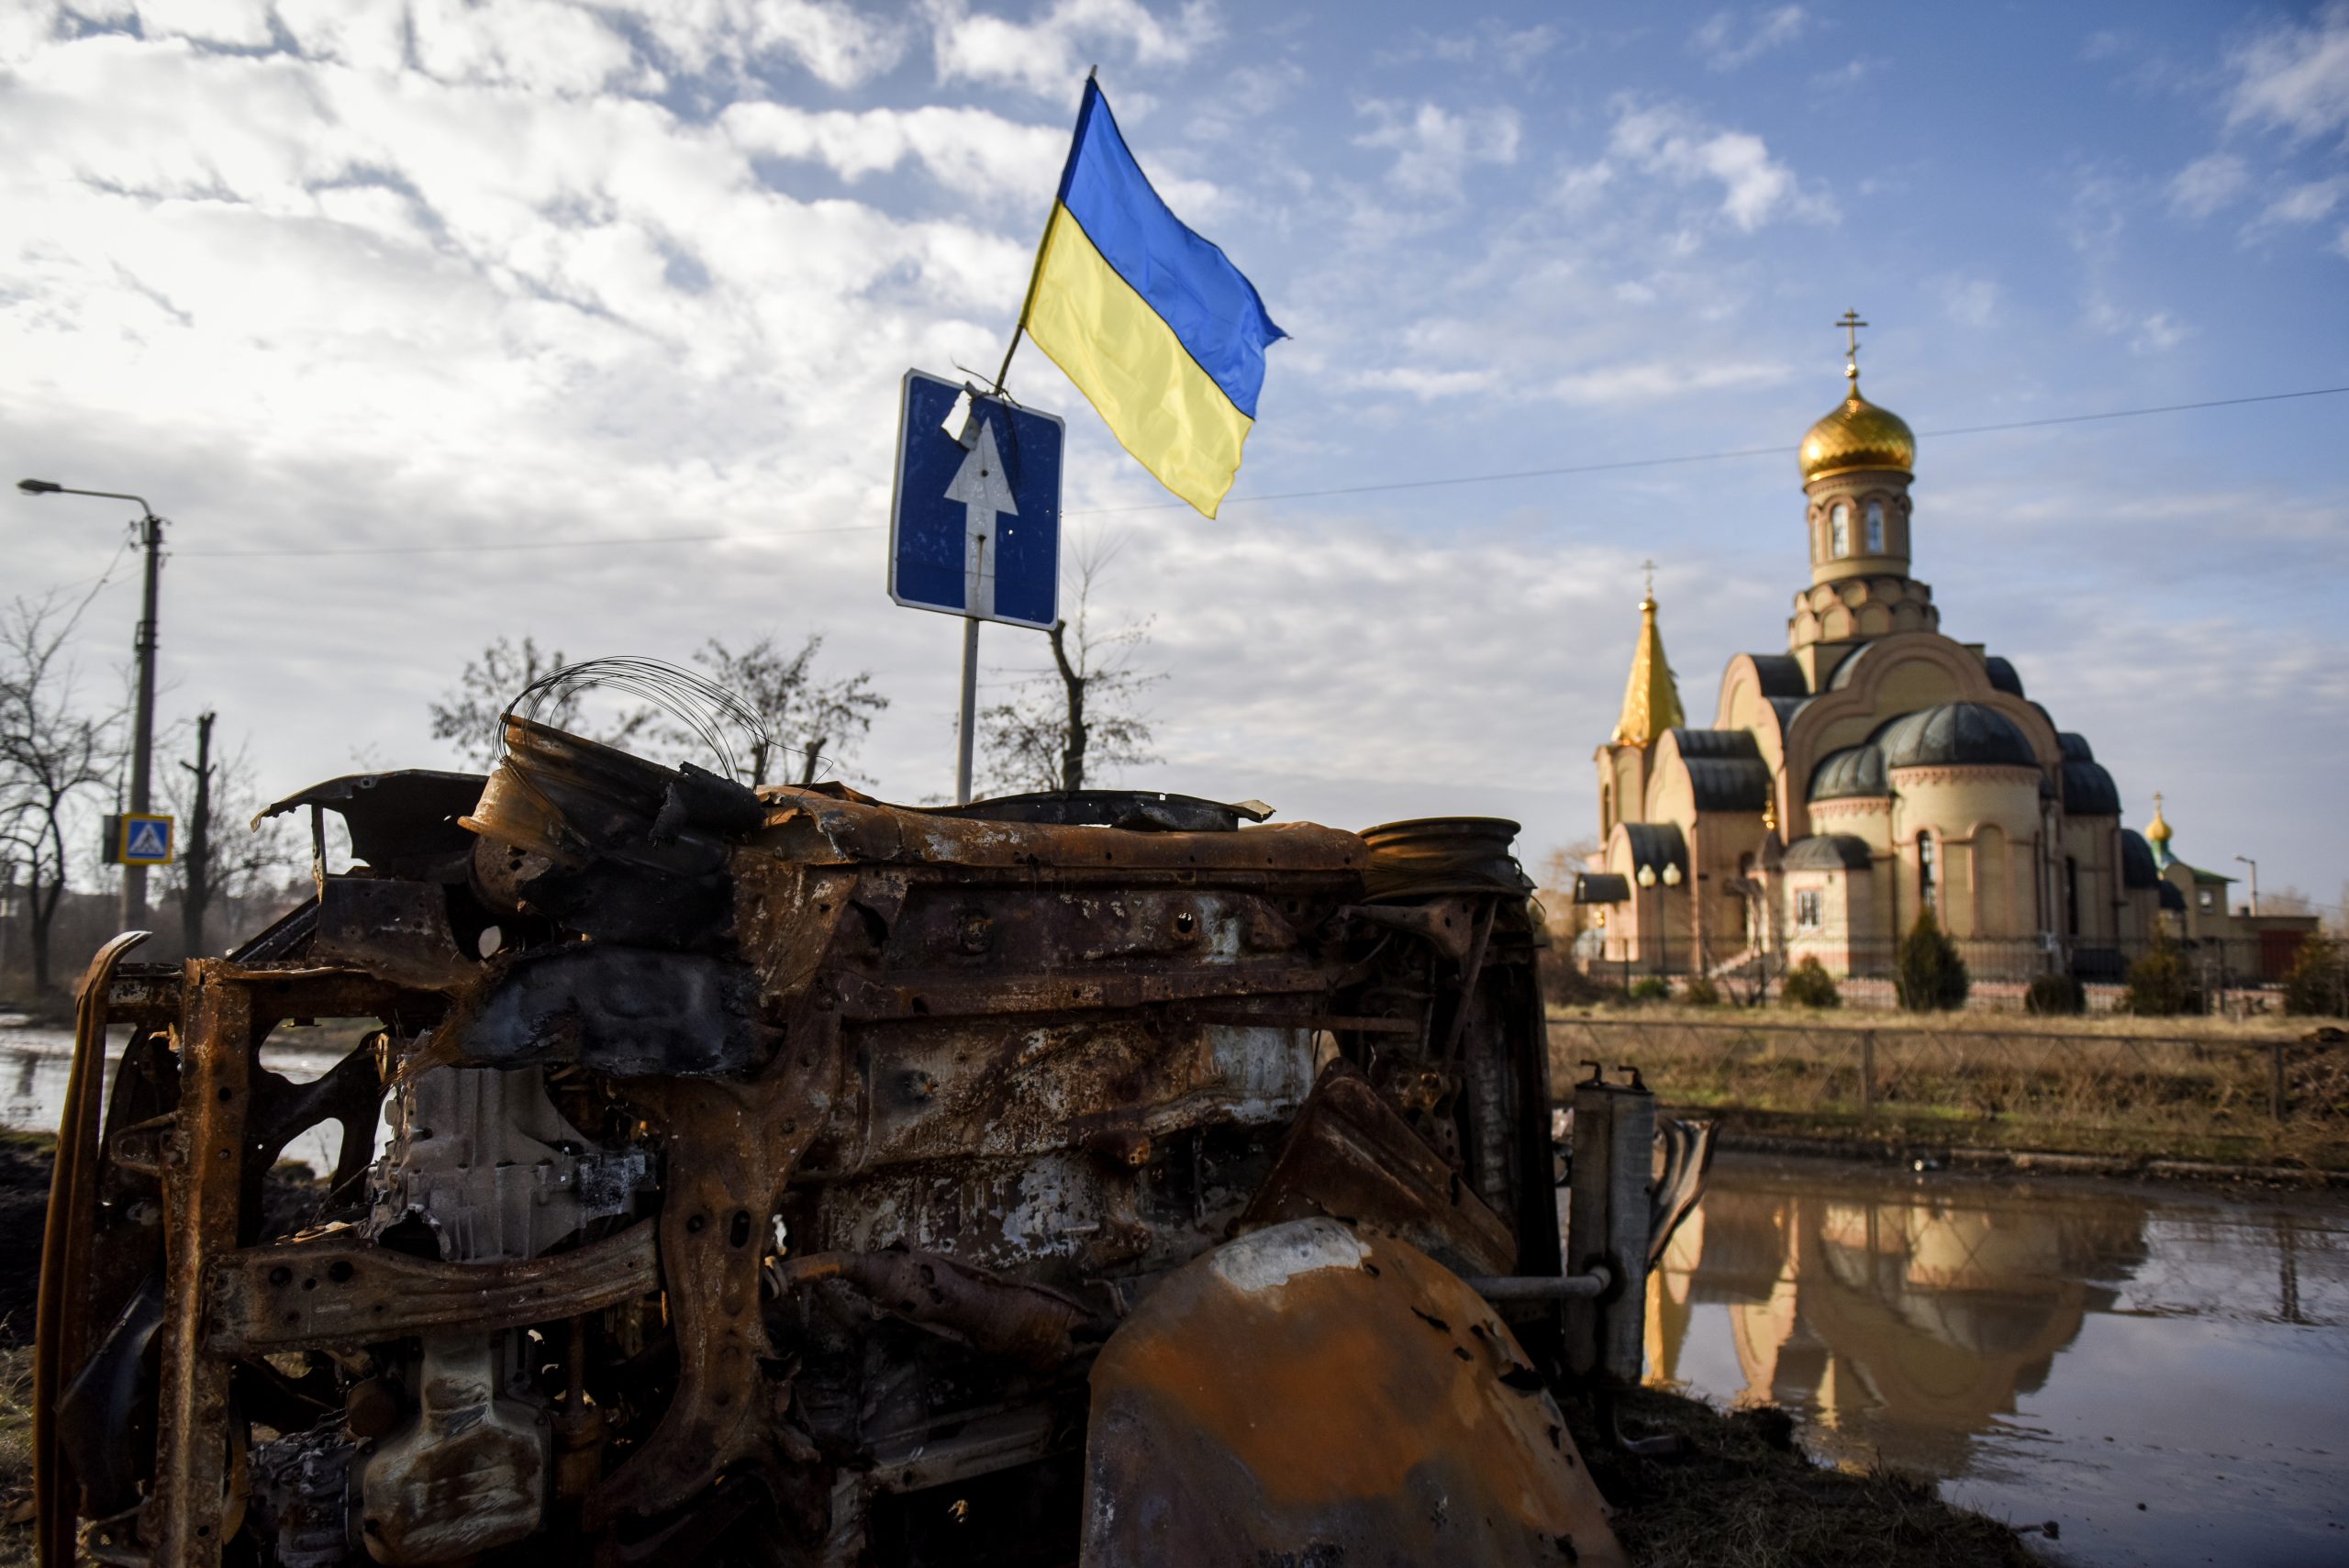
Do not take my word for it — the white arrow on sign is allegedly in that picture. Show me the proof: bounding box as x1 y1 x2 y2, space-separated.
943 416 1018 617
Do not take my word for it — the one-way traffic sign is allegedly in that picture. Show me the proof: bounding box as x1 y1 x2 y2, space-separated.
888 371 1063 630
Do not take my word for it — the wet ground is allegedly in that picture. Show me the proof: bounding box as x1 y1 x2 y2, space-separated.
1 1021 372 1177
1654 1152 2349 1568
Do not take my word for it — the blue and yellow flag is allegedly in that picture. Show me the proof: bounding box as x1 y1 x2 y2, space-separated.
1020 79 1285 518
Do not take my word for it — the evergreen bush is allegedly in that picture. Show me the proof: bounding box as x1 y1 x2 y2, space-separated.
1682 974 1721 1006
1780 956 1841 1009
1628 975 1672 1003
1896 907 1970 1011
2024 972 2087 1017
2122 930 2198 1017
2283 935 2348 1018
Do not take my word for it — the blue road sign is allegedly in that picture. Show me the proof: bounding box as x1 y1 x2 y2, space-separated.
889 371 1064 630
120 813 174 866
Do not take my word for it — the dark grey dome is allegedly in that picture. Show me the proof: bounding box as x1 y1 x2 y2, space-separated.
1745 654 1809 698
2062 759 2121 817
1669 728 1772 812
1983 656 2025 696
1782 834 1873 872
2057 731 2096 763
2121 828 2160 890
1620 820 1687 877
1872 703 2037 771
1809 744 1888 801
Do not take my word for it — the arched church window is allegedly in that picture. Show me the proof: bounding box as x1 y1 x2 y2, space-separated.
2065 856 2078 937
1830 503 1850 557
1918 830 1937 911
1865 499 1885 552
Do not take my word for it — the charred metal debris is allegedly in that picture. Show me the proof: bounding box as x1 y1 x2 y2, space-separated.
36 705 1700 1568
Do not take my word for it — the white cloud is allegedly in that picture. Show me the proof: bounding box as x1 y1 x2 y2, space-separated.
2224 1 2349 143
1349 365 1496 400
1546 359 1788 406
2166 151 2249 218
617 0 910 90
2254 176 2346 228
1354 99 1521 198
135 0 274 49
926 0 1219 99
1938 274 1999 328
1604 100 1832 230
722 101 1063 203
1691 6 1809 72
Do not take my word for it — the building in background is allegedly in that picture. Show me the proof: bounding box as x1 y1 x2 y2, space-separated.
1581 318 2243 986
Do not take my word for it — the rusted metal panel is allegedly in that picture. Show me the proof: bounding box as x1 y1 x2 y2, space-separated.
204 1221 661 1355
33 930 151 1568
1079 1219 1625 1567
148 963 256 1568
1241 1058 1518 1279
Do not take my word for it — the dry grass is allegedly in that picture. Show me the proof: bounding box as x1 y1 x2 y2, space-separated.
0 1343 31 1568
1551 1013 2349 1170
1568 1387 2036 1568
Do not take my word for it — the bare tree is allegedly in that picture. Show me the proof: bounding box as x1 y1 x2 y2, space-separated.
429 635 577 769
682 635 889 786
977 545 1162 795
0 593 122 994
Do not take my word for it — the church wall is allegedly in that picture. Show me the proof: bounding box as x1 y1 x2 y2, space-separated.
2058 817 2118 941
1887 766 2042 940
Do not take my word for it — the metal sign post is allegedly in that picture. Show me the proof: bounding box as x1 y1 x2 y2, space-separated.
887 371 1064 804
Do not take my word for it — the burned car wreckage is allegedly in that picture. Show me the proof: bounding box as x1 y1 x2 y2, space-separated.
37 676 1697 1568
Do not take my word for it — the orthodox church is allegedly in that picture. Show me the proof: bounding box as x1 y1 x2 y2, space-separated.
1582 316 2166 981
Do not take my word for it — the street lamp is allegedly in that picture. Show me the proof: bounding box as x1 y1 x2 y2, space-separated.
17 478 167 931
2233 855 2258 917
1638 861 1680 978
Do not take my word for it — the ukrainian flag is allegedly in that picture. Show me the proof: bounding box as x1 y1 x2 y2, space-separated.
1020 79 1285 518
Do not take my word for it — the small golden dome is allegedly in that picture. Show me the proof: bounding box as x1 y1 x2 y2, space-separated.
2146 793 2172 847
1799 384 1916 482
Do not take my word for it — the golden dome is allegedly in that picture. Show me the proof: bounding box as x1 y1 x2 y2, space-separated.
1799 382 1916 482
2146 793 2172 847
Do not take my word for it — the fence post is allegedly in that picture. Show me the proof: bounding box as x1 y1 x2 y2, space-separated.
1860 1029 1876 1121
2271 1040 2288 1122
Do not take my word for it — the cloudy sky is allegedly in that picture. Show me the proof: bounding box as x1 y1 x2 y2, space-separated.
6 0 2347 908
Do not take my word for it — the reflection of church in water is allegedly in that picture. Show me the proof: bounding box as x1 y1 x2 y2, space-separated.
1646 1172 2148 1472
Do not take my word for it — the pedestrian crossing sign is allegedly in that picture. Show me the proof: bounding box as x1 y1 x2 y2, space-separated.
118 813 174 866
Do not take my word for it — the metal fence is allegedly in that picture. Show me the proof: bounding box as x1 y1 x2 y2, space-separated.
1559 932 2311 1015
1547 1015 2349 1166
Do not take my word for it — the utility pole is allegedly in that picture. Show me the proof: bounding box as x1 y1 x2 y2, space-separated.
16 479 167 930
2234 855 2259 917
181 711 215 958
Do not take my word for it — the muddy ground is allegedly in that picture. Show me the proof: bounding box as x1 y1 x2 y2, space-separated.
0 1134 2036 1567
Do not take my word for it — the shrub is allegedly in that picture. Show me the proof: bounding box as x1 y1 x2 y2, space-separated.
1538 949 1617 1008
1628 975 1672 1003
1780 956 1841 1009
1896 908 1969 1011
2283 935 2349 1018
2122 931 2198 1017
1681 974 1721 1006
2024 972 2086 1017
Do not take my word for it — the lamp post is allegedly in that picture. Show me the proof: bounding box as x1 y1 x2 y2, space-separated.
17 478 166 931
1638 861 1681 978
2233 855 2258 917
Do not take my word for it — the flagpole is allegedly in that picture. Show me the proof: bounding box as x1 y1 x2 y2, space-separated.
990 66 1096 398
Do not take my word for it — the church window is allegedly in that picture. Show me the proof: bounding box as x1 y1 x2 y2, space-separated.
1918 831 1937 910
1796 889 1821 929
1830 503 1850 557
2065 856 2079 937
1865 499 1885 552
2198 887 2214 912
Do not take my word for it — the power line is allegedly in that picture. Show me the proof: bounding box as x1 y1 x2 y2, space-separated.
160 382 2349 558
1067 384 2349 515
